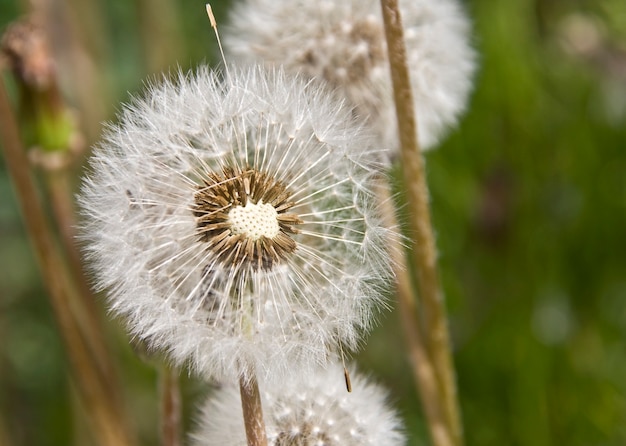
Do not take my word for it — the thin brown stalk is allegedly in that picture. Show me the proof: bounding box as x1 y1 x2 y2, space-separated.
0 415 11 446
379 0 463 445
136 0 182 74
239 374 268 446
0 81 135 446
42 166 122 394
3 12 128 427
377 180 452 446
40 0 110 141
159 365 182 446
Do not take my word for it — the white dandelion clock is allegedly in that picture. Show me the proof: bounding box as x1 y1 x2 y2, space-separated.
225 0 476 151
78 66 395 383
191 364 406 445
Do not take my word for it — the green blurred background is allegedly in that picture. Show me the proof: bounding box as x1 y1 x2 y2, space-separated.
1 0 625 444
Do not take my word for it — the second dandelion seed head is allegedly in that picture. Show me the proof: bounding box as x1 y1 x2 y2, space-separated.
298 12 385 86
225 0 476 151
191 364 406 446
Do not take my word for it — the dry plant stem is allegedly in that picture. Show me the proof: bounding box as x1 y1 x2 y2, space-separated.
45 171 87 291
5 8 121 399
0 416 11 446
159 365 182 446
136 0 182 74
45 170 119 384
0 82 135 446
376 180 452 446
239 374 268 446
42 0 110 140
379 1 463 445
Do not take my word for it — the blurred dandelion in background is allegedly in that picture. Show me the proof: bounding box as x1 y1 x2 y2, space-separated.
225 0 476 150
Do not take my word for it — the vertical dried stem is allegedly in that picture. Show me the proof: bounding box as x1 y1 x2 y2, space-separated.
379 1 463 445
377 181 452 446
136 0 182 74
0 415 11 446
239 374 268 446
42 167 122 394
0 81 135 446
43 0 110 141
159 365 182 446
3 12 128 428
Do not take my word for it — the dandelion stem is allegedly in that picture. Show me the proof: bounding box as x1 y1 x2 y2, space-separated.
137 0 182 74
159 365 182 446
239 374 268 446
3 13 124 405
38 150 127 404
0 415 10 446
43 159 132 439
380 1 463 445
394 253 454 446
376 180 452 446
0 81 135 446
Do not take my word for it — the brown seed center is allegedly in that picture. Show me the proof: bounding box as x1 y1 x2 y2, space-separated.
193 167 302 270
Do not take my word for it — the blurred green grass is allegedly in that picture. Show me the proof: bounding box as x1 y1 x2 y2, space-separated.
1 0 625 445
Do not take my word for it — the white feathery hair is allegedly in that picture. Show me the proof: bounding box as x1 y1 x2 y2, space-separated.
225 0 476 151
190 363 406 445
78 65 397 384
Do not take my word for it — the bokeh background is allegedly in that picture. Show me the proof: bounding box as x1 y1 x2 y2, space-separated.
1 0 625 445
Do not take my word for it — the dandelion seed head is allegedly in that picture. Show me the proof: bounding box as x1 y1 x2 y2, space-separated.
225 0 476 151
191 364 406 446
193 166 301 270
78 66 396 383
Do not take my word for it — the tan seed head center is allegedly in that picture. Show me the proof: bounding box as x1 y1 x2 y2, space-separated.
228 200 280 240
193 167 303 270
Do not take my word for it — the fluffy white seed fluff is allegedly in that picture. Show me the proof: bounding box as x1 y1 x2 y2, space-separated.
78 66 396 384
191 364 406 445
225 0 476 151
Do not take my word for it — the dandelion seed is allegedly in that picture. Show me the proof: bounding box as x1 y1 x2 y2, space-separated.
78 66 395 383
191 364 406 445
225 0 476 151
